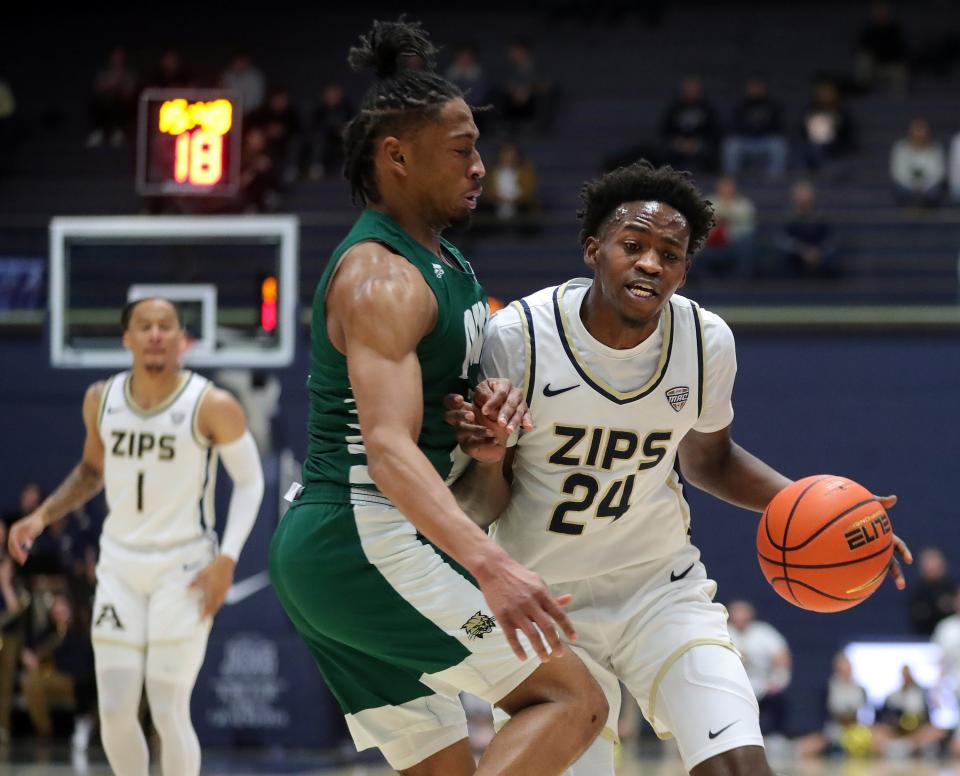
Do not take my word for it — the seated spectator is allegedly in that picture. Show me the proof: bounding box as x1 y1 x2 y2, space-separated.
146 49 192 90
795 652 871 758
775 182 840 278
238 127 279 212
908 547 956 636
496 40 553 133
446 44 489 103
483 142 539 227
727 600 791 737
220 53 266 115
948 130 960 203
722 77 787 179
0 541 29 744
855 2 909 95
890 118 945 207
307 82 353 180
873 665 946 756
698 177 756 278
660 76 720 173
87 47 137 148
799 80 856 172
21 593 95 747
247 87 302 183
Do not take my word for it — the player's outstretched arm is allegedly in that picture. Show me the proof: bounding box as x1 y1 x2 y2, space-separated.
8 382 106 565
680 425 912 587
190 388 265 617
678 424 792 512
330 243 574 661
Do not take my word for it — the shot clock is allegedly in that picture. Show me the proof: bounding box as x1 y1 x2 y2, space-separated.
137 89 242 196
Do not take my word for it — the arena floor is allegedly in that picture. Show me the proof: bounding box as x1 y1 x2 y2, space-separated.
1 749 959 776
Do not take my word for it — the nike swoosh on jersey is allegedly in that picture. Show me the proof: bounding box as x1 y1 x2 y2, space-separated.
708 720 739 739
543 383 580 398
670 563 695 582
225 570 271 605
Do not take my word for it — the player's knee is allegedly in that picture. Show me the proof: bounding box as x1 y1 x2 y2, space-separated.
692 745 772 776
580 680 608 737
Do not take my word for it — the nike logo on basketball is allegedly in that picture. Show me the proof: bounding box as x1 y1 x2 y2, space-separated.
670 563 695 582
708 720 739 739
543 383 579 397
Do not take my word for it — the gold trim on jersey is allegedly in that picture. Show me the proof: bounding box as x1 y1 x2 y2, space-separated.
90 637 145 652
191 382 214 447
646 638 739 740
96 376 115 431
123 370 194 418
555 281 674 401
665 467 692 536
510 300 532 407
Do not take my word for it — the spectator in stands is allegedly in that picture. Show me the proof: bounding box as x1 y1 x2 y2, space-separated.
873 664 946 756
146 49 192 90
698 177 757 278
21 593 95 748
87 47 137 148
497 40 553 133
948 130 960 203
727 600 791 737
775 181 840 278
483 142 539 227
660 76 720 173
446 44 489 103
0 537 29 745
855 2 910 95
220 53 266 115
238 127 280 212
799 80 856 173
909 547 957 636
795 652 871 758
722 77 788 179
933 590 960 691
890 118 946 208
247 87 302 183
307 83 353 180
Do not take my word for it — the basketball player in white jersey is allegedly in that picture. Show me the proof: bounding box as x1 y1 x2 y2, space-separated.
448 161 911 775
8 297 264 776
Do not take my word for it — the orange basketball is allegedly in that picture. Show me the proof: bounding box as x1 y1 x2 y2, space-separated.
757 475 893 613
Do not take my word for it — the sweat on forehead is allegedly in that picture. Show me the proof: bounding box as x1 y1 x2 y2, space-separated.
599 200 690 236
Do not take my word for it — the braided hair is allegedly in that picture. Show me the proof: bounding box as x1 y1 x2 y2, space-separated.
344 19 465 205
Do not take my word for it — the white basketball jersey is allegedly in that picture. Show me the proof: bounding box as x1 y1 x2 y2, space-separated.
97 371 217 549
490 280 706 583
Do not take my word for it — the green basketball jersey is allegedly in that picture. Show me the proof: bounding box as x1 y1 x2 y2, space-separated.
302 209 488 502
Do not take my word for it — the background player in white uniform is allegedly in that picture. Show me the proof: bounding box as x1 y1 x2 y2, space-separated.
448 161 911 775
9 297 264 776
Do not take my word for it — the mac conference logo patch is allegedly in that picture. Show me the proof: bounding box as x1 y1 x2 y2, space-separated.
665 386 690 412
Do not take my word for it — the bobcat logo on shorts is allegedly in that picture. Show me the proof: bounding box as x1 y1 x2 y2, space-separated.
95 604 124 630
665 386 690 413
461 611 496 640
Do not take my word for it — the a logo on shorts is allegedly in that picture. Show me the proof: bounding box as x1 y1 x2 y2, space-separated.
171 411 186 426
94 604 124 630
461 611 496 640
665 386 690 412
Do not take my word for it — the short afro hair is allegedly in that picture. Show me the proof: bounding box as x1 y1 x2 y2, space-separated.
577 160 715 254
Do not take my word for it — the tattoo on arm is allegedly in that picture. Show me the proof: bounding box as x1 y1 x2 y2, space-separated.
42 461 103 526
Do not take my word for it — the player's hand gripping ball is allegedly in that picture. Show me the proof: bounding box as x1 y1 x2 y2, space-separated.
757 476 894 612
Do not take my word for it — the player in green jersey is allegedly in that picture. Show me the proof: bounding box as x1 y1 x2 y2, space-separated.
268 19 606 776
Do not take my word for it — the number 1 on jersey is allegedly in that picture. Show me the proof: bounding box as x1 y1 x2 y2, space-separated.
137 471 144 512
